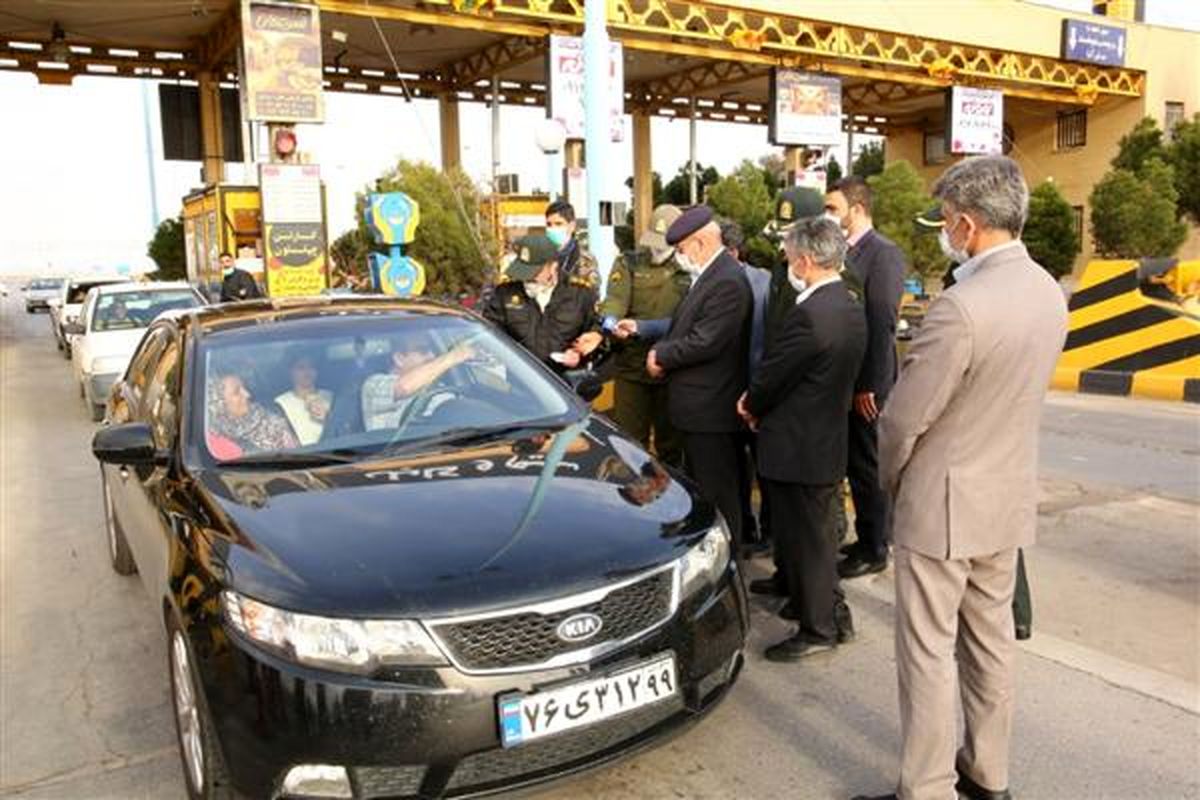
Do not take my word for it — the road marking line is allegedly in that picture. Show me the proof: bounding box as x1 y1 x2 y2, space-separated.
844 573 1200 717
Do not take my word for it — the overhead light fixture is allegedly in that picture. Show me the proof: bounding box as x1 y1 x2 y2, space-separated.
48 22 69 63
331 29 348 44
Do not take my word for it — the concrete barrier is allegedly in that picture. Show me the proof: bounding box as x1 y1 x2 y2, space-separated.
1054 259 1200 403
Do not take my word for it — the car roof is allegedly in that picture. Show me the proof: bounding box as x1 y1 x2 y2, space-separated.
180 295 474 336
92 281 196 295
66 275 126 287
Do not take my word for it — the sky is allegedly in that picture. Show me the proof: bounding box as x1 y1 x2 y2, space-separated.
1 0 1196 276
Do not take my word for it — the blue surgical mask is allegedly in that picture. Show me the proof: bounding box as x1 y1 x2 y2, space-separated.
545 228 569 249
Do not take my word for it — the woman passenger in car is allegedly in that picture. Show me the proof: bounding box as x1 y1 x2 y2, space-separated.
361 332 475 431
274 351 332 445
206 372 299 459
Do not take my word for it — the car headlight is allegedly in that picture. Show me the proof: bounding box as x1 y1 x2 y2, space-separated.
221 591 448 673
677 520 732 598
87 355 126 375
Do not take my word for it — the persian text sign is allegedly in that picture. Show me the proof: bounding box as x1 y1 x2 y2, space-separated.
946 86 1004 155
1061 19 1126 67
769 70 843 147
547 35 625 142
241 0 324 123
260 163 327 296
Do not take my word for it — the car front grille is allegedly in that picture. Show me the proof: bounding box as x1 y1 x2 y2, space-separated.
429 567 676 673
444 693 685 793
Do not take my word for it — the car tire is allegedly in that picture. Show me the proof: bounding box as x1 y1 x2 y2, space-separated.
101 471 137 576
91 402 105 422
167 618 235 800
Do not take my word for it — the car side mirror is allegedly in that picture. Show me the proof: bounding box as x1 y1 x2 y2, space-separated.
565 370 605 403
92 422 166 466
63 321 85 336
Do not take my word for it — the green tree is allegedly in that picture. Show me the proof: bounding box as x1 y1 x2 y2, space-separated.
1089 160 1188 258
330 228 371 285
867 160 939 280
624 171 666 207
851 141 885 178
1167 113 1200 224
758 153 787 197
146 216 186 280
663 162 720 206
1111 117 1167 175
825 156 844 192
363 160 498 294
1023 180 1080 279
705 160 777 269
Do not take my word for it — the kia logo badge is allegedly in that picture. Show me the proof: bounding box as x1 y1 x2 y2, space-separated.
556 613 603 643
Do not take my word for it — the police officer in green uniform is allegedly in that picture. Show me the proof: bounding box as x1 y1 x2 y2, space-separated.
762 187 831 346
588 204 691 467
483 234 598 370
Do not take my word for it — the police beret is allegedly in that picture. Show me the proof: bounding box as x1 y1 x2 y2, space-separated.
506 234 558 281
665 205 714 246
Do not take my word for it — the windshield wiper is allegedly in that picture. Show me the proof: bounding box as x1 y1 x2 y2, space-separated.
218 450 358 469
379 420 574 457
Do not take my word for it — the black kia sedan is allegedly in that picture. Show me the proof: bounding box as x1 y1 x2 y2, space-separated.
91 297 747 800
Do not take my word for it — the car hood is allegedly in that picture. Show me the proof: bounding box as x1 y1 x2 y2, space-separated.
82 329 147 367
194 417 712 618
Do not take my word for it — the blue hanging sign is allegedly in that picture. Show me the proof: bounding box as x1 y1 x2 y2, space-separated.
1061 19 1126 67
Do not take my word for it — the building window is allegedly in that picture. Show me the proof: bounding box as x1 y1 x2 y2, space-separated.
1056 110 1088 150
1165 102 1186 141
1072 205 1085 249
924 131 948 165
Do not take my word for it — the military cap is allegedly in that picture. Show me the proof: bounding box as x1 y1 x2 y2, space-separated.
506 234 559 281
764 187 825 238
914 204 945 232
638 204 682 251
665 205 714 246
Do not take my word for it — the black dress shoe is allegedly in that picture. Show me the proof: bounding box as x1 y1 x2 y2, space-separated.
839 542 860 557
838 552 888 579
764 633 836 662
834 600 856 644
1015 623 1032 641
740 539 772 560
749 575 788 597
850 794 898 800
956 767 1012 800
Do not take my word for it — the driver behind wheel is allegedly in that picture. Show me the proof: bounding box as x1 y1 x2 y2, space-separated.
360 330 475 431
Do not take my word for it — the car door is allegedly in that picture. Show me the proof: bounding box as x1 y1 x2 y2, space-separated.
106 328 170 600
71 290 98 381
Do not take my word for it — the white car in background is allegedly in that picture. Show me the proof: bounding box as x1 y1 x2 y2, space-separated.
67 282 205 420
50 275 126 357
23 277 64 312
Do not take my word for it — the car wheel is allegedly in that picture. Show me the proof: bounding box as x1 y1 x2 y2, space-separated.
167 620 234 800
91 402 105 422
101 471 136 576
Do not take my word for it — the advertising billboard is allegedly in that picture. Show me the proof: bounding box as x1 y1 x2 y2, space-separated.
547 35 625 142
241 0 325 123
768 70 843 147
946 86 1005 155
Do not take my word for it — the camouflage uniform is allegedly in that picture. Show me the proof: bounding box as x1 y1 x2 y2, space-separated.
600 248 691 467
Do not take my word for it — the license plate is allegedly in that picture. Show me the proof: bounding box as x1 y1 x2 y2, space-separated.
497 654 677 748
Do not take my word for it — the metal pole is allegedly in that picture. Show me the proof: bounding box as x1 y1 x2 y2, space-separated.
491 74 501 192
583 0 614 294
140 80 161 229
689 97 698 205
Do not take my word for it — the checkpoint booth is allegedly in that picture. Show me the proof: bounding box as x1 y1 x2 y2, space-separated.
182 185 263 301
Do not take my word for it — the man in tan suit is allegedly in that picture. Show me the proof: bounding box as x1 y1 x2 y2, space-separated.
853 156 1068 800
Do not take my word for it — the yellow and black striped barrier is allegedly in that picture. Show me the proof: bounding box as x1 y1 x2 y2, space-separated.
1054 259 1200 403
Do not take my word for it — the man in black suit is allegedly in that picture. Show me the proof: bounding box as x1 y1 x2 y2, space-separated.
739 216 866 661
626 206 753 549
825 177 907 579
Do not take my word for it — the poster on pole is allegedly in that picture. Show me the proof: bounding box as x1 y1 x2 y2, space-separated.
260 164 328 297
945 86 1004 155
241 0 324 123
547 35 625 142
768 70 842 147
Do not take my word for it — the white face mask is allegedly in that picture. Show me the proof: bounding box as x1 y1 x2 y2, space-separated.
938 218 971 265
824 212 848 238
786 264 807 293
651 247 674 265
676 251 697 274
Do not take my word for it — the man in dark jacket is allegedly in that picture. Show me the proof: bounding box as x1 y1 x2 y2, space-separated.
825 177 907 579
218 252 263 302
483 234 598 369
739 216 867 661
629 206 753 549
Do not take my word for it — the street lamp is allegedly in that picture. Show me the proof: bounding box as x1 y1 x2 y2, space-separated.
535 118 566 199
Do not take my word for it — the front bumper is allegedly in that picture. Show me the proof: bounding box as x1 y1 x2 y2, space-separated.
191 567 748 799
85 372 119 405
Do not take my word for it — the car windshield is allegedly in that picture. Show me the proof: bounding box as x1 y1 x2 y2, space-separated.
195 313 579 463
30 279 62 290
91 290 200 332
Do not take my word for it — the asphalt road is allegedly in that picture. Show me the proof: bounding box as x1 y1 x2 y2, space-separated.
1 294 1197 799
